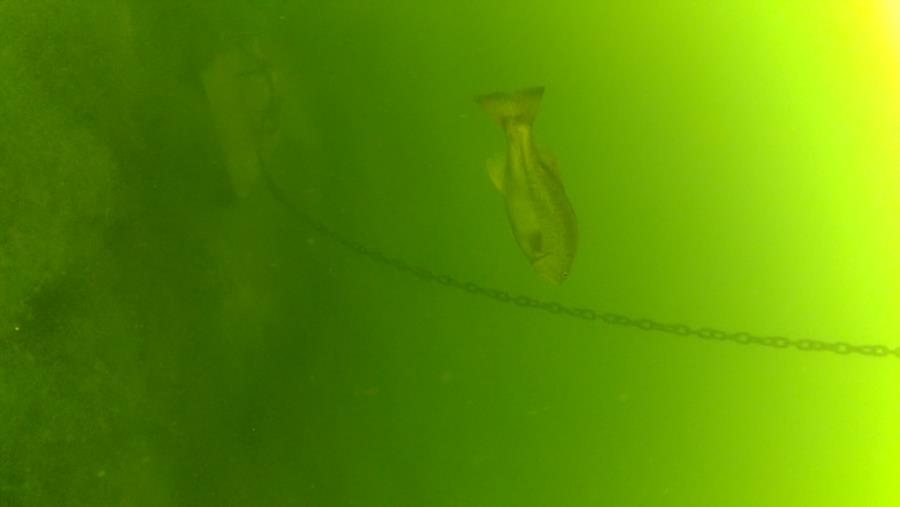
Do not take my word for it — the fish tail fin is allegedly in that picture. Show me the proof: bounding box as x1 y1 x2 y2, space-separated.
475 86 544 127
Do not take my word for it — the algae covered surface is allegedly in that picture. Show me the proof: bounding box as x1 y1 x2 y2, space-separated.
1 1 898 506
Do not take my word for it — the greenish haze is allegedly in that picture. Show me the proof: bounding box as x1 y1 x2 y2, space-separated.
1 1 898 506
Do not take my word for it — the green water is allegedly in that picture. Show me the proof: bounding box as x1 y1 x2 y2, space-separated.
2 1 899 506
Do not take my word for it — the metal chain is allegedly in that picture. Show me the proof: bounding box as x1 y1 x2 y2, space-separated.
262 170 900 360
240 52 899 360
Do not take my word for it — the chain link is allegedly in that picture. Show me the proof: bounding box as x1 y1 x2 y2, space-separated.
263 169 900 360
246 52 899 361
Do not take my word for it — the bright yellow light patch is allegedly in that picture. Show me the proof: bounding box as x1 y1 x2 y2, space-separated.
887 1 900 53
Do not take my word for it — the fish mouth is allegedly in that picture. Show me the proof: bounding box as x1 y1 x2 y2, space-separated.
532 254 563 284
537 271 562 285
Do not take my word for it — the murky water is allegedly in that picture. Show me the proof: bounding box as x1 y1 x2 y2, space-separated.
1 2 898 506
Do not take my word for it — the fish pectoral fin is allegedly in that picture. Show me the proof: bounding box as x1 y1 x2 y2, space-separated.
486 153 507 193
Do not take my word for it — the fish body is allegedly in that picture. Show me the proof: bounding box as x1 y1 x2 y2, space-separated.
475 87 578 284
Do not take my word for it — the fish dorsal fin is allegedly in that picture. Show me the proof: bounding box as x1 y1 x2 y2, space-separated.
486 152 506 193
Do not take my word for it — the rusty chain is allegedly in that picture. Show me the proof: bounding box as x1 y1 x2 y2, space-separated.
246 54 898 361
262 169 900 360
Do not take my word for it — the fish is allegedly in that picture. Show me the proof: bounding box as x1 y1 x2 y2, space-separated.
475 87 578 284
